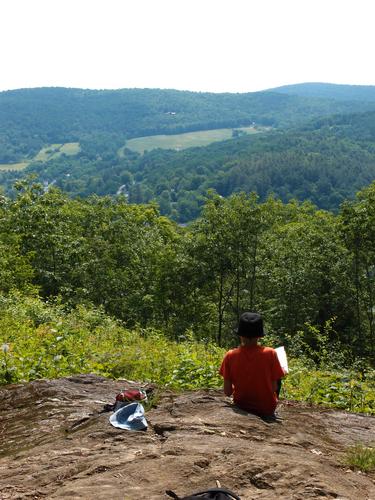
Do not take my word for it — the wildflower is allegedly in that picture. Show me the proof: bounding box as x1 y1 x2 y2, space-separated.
1 343 10 353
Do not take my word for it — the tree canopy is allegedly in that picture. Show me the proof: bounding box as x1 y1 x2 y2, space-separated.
0 180 374 362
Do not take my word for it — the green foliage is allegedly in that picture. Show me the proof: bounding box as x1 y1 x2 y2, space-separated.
275 82 375 102
259 206 352 339
190 192 263 344
0 180 375 407
0 180 374 359
0 294 225 388
167 337 223 389
0 296 111 383
3 86 374 163
282 319 349 369
3 88 375 222
0 294 373 416
283 359 375 415
344 443 375 472
340 183 375 356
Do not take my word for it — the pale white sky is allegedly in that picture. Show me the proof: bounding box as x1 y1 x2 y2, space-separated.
1 0 374 93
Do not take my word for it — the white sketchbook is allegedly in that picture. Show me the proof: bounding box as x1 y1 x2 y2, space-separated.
275 346 289 373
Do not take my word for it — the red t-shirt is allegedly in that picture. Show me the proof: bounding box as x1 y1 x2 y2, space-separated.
219 344 284 416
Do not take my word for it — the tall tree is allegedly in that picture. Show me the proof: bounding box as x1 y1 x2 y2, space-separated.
190 192 263 345
340 182 375 357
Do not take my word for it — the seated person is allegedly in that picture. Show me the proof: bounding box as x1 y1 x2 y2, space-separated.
219 312 285 418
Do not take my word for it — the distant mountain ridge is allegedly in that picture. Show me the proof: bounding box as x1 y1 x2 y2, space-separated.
0 106 372 221
270 82 375 101
1 85 375 163
1 83 375 221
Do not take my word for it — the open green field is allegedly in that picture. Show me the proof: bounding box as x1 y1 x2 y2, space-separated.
0 143 80 171
122 126 265 155
0 162 29 171
34 142 80 162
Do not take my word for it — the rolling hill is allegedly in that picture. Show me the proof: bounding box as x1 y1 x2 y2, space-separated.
1 86 375 163
270 82 375 102
1 84 375 221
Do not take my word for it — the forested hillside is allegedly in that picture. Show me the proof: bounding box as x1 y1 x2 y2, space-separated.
1 85 375 222
0 179 375 381
272 82 375 101
0 180 374 414
0 180 374 359
113 110 375 220
1 86 375 163
3 108 373 221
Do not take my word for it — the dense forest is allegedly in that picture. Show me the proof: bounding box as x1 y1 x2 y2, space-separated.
1 79 375 412
0 179 374 414
0 84 375 358
0 180 374 361
1 85 375 222
1 108 374 221
273 82 375 101
1 85 375 163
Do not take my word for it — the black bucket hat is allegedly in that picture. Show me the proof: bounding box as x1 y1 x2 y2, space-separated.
236 312 264 338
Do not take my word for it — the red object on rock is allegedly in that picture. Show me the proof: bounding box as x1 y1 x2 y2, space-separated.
115 389 147 402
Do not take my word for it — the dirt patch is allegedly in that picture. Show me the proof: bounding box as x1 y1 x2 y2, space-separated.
0 374 374 499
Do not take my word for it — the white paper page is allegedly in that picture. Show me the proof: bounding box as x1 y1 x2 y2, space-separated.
275 346 289 373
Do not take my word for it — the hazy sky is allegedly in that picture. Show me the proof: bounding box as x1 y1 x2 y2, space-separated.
1 0 374 93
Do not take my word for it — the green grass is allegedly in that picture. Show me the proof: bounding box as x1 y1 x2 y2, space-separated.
0 143 81 171
34 142 80 162
58 142 80 156
0 162 29 171
344 443 375 472
122 126 264 155
34 144 62 162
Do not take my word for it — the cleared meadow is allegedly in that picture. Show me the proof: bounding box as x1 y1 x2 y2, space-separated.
0 162 29 171
122 126 263 155
0 142 80 171
34 142 80 162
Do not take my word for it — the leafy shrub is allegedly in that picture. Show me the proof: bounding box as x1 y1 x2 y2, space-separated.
0 294 224 388
283 359 375 414
0 294 374 416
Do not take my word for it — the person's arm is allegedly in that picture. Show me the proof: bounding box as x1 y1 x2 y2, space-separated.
223 378 233 397
271 350 285 395
272 380 278 393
